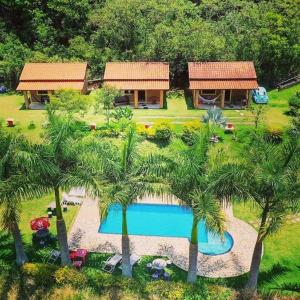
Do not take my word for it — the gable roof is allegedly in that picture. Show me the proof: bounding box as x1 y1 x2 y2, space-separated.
17 63 87 91
103 62 169 90
188 61 258 90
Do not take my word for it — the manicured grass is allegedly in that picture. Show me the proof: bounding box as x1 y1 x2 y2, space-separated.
19 194 80 244
2 84 299 141
0 85 299 298
233 201 300 296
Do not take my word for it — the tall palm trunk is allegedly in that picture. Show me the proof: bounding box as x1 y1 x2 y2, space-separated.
187 214 198 283
244 207 268 298
11 221 28 266
121 207 131 277
54 187 71 266
244 237 263 297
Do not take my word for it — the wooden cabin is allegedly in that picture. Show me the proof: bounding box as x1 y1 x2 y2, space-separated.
103 62 169 109
188 62 258 109
16 62 88 109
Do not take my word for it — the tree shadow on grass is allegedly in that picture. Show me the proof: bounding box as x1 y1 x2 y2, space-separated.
0 231 19 300
258 263 290 286
184 90 194 110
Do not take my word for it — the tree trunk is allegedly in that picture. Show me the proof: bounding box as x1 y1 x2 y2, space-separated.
54 187 71 266
244 238 263 298
187 214 198 283
244 205 268 298
121 207 132 277
11 221 28 266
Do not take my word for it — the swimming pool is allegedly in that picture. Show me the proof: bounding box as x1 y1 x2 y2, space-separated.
99 203 233 255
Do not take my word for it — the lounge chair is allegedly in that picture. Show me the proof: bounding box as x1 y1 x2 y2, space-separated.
119 254 141 271
47 250 60 264
101 254 122 273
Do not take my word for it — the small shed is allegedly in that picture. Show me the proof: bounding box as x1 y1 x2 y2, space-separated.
103 62 169 109
16 62 88 109
188 61 258 109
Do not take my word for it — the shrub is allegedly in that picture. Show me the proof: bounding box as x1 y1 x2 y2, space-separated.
95 126 120 138
153 120 172 141
137 120 172 141
21 263 57 288
166 89 184 99
111 106 133 121
264 126 284 144
145 281 185 300
181 120 202 146
46 285 96 300
288 92 300 115
54 267 88 288
27 121 36 130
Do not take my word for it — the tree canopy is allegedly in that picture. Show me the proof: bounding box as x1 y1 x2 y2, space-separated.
0 0 299 87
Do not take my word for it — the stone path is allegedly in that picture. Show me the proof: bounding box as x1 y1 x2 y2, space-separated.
68 197 258 278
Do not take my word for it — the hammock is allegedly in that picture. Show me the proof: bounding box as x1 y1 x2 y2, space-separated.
199 94 220 105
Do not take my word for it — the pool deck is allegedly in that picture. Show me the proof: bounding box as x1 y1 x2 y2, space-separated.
68 196 258 278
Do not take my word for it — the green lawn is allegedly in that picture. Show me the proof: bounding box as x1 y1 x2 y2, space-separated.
19 194 79 244
233 202 300 295
1 84 298 141
0 85 299 298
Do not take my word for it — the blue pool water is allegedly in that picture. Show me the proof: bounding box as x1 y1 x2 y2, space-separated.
99 203 233 255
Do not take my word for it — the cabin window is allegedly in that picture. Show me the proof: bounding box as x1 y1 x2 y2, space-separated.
201 89 216 95
124 90 133 94
37 90 48 95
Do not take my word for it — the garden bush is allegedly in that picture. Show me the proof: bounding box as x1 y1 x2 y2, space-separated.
27 121 36 130
54 266 88 288
181 120 202 146
166 89 184 99
154 120 172 141
288 92 300 116
95 125 120 138
145 280 186 300
137 120 172 142
21 263 57 288
264 126 284 144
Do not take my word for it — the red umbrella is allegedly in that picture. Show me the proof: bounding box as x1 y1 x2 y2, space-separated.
30 217 50 231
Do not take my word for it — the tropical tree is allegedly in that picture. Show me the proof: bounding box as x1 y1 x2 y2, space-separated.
30 108 99 265
50 89 92 117
93 84 121 125
91 127 169 277
0 130 44 265
168 128 226 283
210 133 300 297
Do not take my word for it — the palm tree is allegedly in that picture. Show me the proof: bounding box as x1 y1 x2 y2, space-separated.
168 129 226 283
210 134 300 297
30 108 100 266
91 127 169 277
0 130 45 265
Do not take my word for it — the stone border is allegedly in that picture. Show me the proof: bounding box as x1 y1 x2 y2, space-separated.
68 198 257 278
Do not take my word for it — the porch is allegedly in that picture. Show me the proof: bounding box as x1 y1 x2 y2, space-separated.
23 91 50 109
193 89 250 110
115 89 164 109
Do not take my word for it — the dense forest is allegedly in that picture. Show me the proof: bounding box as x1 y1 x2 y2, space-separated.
0 0 299 88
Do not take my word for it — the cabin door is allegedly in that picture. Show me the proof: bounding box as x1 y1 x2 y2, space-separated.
138 90 146 103
225 90 231 104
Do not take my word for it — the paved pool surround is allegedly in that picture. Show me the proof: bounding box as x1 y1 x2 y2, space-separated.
68 196 258 278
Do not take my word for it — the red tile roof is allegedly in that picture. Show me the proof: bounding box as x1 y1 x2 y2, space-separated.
103 62 169 90
17 81 85 91
188 61 258 90
17 63 87 91
104 80 169 90
190 80 258 90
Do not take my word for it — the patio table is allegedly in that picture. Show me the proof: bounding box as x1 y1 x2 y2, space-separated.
76 249 88 263
152 258 168 270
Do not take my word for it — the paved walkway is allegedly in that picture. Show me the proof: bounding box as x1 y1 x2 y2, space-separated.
68 197 257 278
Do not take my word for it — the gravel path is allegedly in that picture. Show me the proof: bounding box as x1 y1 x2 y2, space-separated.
68 197 257 278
